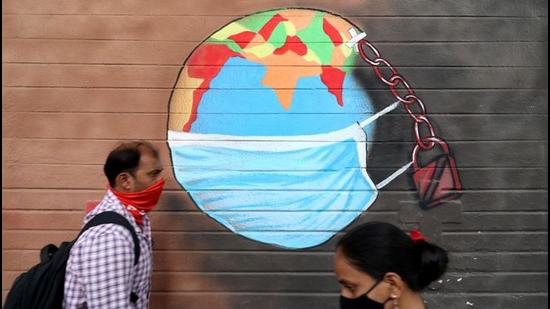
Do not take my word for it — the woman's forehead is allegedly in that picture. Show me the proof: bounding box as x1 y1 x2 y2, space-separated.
334 249 372 281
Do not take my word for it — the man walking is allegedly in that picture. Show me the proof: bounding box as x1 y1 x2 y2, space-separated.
64 141 164 308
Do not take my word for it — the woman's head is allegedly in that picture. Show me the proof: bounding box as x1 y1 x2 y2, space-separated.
334 222 448 306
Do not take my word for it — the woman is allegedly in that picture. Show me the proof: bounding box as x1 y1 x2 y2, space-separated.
334 222 448 309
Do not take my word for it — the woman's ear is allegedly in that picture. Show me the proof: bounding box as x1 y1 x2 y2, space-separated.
115 172 133 192
383 272 405 299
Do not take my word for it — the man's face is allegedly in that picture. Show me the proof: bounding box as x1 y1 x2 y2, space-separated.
129 151 164 192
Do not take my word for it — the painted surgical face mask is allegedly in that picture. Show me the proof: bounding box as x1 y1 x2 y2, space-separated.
168 102 410 249
340 280 390 309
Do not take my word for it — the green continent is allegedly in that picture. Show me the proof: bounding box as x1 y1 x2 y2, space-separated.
296 12 333 65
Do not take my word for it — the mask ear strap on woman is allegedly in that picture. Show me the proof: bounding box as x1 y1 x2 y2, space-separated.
340 279 391 309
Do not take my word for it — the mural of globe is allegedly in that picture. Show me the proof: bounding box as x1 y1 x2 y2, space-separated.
167 8 384 249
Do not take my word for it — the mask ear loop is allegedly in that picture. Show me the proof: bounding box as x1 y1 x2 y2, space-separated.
359 101 400 129
364 279 384 296
363 279 393 304
376 161 413 189
355 101 412 190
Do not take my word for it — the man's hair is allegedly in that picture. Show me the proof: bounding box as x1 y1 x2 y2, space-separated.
104 141 159 187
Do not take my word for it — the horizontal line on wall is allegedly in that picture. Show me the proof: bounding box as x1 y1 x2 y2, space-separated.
4 38 548 45
443 230 549 234
2 187 548 193
148 290 550 295
2 37 547 43
131 271 550 276
3 111 549 116
3 137 548 143
11 162 543 169
2 244 547 255
3 229 547 238
2 14 548 18
0 228 125 233
3 62 545 69
2 162 548 170
0 290 319 296
442 231 548 235
2 224 547 231
0 248 305 254
3 248 548 254
2 138 548 144
0 290 548 297
2 229 344 233
1 209 401 214
1 248 335 255
0 270 341 276
3 63 547 70
2 188 547 192
448 251 548 255
2 139 546 147
447 210 550 214
446 209 550 214
51 291 550 296
2 270 547 277
3 164 547 171
4 86 547 90
0 228 426 234
2 209 545 214
3 86 547 91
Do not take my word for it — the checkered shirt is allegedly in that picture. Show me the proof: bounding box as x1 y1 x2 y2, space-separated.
63 190 153 309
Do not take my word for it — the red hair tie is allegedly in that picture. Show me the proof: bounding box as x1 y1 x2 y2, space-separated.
409 230 427 243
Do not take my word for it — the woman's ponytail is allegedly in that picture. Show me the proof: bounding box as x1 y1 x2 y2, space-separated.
413 239 449 290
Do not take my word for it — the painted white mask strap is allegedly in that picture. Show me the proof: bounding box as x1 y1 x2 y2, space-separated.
376 161 413 189
359 101 400 129
355 100 412 189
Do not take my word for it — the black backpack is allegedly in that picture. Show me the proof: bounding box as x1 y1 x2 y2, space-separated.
3 211 141 309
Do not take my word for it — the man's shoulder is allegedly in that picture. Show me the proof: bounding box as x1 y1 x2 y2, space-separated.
71 191 141 252
74 223 135 250
81 191 139 232
74 205 136 250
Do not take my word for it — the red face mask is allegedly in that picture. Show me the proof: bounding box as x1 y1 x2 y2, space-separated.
111 178 165 225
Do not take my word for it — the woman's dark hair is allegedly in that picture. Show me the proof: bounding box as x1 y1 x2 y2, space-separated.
337 221 448 291
103 141 159 187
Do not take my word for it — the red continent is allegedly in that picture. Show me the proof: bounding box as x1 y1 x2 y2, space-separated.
228 31 257 49
258 14 288 41
322 18 343 46
273 36 308 56
320 66 346 106
184 44 241 131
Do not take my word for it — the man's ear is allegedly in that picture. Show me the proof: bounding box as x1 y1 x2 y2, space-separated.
383 272 405 299
115 172 133 192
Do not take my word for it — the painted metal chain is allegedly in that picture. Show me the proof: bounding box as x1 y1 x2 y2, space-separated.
357 38 445 152
357 38 462 207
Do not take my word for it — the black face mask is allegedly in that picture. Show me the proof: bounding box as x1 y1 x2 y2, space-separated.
339 280 390 309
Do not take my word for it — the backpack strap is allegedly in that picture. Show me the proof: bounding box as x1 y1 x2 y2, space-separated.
77 211 141 265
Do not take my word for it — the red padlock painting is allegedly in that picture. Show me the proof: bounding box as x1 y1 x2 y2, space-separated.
412 137 462 209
